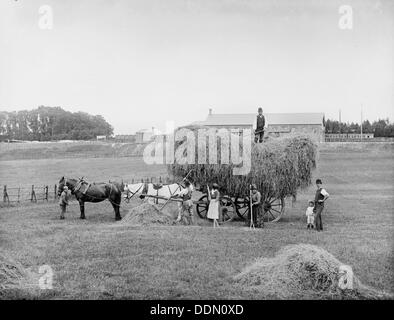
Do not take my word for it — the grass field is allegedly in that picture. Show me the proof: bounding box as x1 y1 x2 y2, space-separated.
0 143 393 299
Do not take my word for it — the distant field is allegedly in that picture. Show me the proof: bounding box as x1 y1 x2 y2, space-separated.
0 141 146 161
0 157 166 187
0 144 393 299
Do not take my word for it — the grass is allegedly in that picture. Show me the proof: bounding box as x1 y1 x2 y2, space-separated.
0 144 393 299
0 141 146 161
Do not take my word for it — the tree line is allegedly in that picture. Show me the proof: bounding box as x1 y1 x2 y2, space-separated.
325 118 394 137
0 106 113 141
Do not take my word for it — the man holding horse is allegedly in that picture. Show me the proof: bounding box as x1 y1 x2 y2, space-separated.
59 186 71 219
58 177 123 221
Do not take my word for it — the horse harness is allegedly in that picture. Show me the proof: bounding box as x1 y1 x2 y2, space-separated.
63 177 118 198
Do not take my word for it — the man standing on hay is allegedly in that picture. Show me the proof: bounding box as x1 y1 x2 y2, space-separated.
254 107 266 143
313 179 330 231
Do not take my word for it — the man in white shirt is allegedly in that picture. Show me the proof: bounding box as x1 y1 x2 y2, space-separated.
313 179 330 231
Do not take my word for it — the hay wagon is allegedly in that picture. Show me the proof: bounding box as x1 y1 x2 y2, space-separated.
168 133 317 224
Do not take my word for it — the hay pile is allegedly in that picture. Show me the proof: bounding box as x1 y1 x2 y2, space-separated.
0 251 27 294
119 203 176 226
168 132 317 199
234 244 388 299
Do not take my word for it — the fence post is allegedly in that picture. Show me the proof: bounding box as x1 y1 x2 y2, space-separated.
54 184 57 201
31 185 37 202
17 187 20 203
45 186 49 201
3 185 9 204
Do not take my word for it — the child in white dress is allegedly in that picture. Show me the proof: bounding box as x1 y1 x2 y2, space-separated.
306 200 315 229
207 183 220 228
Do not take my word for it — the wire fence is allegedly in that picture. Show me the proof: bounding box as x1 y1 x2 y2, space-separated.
2 184 58 204
1 176 179 207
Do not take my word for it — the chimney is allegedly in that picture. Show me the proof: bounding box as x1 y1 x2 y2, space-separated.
209 108 213 115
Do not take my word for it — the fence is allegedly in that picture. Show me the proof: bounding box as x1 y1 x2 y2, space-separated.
2 184 58 205
1 176 177 206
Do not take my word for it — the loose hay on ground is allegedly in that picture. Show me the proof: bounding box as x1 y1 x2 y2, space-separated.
233 244 391 299
119 203 177 226
0 251 28 295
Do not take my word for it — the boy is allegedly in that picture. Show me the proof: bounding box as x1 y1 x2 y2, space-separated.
59 186 71 219
306 200 315 229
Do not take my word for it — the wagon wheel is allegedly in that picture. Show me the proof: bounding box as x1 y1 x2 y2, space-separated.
196 194 235 222
196 194 209 219
235 196 249 220
219 196 236 223
263 196 285 222
235 196 285 222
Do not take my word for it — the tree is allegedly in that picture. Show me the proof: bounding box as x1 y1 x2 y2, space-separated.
0 106 114 141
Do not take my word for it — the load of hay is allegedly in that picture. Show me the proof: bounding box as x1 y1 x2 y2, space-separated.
120 203 176 226
168 130 317 199
0 251 28 295
233 244 389 299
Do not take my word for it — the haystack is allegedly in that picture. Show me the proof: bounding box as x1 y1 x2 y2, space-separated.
119 203 175 226
0 251 28 294
234 244 389 299
168 131 317 199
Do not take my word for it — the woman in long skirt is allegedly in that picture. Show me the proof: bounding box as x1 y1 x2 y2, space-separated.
207 183 220 228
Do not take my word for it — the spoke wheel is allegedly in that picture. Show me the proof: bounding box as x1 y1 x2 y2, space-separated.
235 196 250 220
262 196 285 222
196 194 209 219
219 196 236 223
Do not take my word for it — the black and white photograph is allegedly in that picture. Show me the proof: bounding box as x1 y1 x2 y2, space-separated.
0 0 393 308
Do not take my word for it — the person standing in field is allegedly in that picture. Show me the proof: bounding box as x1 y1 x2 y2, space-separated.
306 200 315 229
176 180 194 225
207 183 220 228
254 107 266 143
313 179 330 231
59 186 71 219
248 184 263 228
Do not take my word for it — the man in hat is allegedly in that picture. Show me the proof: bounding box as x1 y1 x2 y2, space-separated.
176 180 194 225
248 184 263 227
59 185 71 219
313 179 329 231
254 107 266 143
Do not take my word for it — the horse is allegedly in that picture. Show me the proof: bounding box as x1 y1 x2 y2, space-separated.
58 176 124 220
123 182 189 204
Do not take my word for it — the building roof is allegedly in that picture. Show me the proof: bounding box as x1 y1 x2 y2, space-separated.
201 113 324 126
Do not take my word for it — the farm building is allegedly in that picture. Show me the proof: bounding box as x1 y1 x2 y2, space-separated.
114 134 136 143
325 133 374 142
135 128 157 143
96 135 107 141
194 110 326 142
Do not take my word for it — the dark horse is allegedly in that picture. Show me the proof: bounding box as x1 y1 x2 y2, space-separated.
58 177 123 220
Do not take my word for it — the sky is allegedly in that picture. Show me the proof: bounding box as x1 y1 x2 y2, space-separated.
0 0 393 134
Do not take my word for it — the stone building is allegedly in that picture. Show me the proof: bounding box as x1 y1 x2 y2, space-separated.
196 110 326 142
